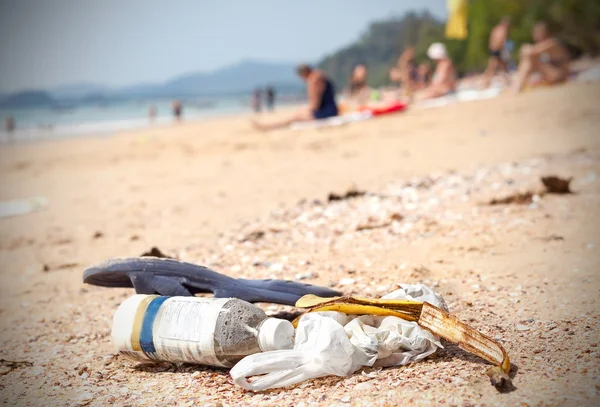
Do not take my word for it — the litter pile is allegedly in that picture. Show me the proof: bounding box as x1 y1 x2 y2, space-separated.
85 257 511 391
232 284 509 391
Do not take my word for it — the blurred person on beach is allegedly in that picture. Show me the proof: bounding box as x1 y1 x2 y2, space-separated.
172 100 183 122
390 47 419 99
511 21 571 93
265 86 275 111
503 40 516 72
4 115 15 133
482 17 512 88
252 64 338 131
415 62 432 91
415 43 457 101
252 88 262 113
148 105 157 123
349 64 370 105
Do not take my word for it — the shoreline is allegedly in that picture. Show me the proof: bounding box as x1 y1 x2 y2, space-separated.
0 101 303 145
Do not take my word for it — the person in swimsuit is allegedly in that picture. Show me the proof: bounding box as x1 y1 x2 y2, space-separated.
415 62 432 91
415 43 457 101
265 86 275 111
511 21 570 93
389 47 419 99
482 17 511 88
251 88 262 113
4 115 15 133
251 64 338 131
172 100 183 122
148 105 157 123
348 64 369 104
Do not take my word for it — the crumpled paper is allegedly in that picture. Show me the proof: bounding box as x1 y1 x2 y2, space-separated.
230 284 445 391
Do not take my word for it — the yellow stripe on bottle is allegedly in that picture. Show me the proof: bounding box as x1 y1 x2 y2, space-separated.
130 295 158 351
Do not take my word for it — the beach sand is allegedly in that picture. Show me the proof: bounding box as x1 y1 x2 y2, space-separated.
0 82 599 406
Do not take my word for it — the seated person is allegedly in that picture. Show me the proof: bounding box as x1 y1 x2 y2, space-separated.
389 47 419 98
415 62 432 91
252 64 338 131
415 43 457 100
348 64 370 104
511 21 570 93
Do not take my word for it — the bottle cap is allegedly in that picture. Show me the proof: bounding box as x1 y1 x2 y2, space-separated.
257 318 295 352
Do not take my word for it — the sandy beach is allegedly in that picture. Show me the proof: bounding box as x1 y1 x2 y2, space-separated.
0 82 599 406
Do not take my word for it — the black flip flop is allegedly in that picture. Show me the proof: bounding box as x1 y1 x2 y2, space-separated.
83 257 341 306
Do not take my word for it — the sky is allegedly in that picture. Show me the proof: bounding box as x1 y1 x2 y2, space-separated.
0 0 446 93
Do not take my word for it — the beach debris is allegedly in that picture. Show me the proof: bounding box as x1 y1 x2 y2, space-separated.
338 278 356 286
83 257 341 306
140 247 174 258
42 262 79 272
328 186 366 202
239 230 265 243
0 196 48 218
537 234 564 242
92 231 104 239
356 213 403 231
231 284 448 392
488 175 573 205
541 176 572 194
489 191 535 205
56 262 79 270
295 271 318 280
0 359 33 375
292 291 511 391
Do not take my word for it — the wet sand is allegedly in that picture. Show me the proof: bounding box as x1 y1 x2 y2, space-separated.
0 82 599 406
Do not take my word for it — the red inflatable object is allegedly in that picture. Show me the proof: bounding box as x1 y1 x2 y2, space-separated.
358 102 408 116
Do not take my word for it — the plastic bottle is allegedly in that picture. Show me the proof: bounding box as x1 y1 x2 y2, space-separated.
111 295 295 367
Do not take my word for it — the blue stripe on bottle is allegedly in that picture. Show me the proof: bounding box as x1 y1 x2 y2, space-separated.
139 296 169 355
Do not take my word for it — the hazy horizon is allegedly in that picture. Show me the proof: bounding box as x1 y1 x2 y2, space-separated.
0 0 446 93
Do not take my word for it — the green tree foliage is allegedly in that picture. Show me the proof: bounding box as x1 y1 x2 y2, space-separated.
318 1 600 88
317 11 442 89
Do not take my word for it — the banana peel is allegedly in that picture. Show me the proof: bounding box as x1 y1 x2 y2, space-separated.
294 294 511 391
295 294 423 321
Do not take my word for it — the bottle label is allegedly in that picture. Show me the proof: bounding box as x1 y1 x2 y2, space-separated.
114 295 229 367
153 297 228 367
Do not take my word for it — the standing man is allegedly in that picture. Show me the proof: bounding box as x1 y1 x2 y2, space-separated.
4 115 15 133
148 105 157 123
172 100 183 122
265 86 275 111
482 17 511 88
251 88 262 113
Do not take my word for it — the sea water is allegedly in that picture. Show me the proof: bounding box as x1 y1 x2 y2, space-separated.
0 96 251 143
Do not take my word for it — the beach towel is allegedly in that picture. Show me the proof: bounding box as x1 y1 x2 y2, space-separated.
416 87 503 109
446 0 468 40
290 102 407 130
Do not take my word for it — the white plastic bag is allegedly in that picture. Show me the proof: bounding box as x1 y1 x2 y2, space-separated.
345 316 442 368
230 312 361 391
382 283 448 311
230 284 446 391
